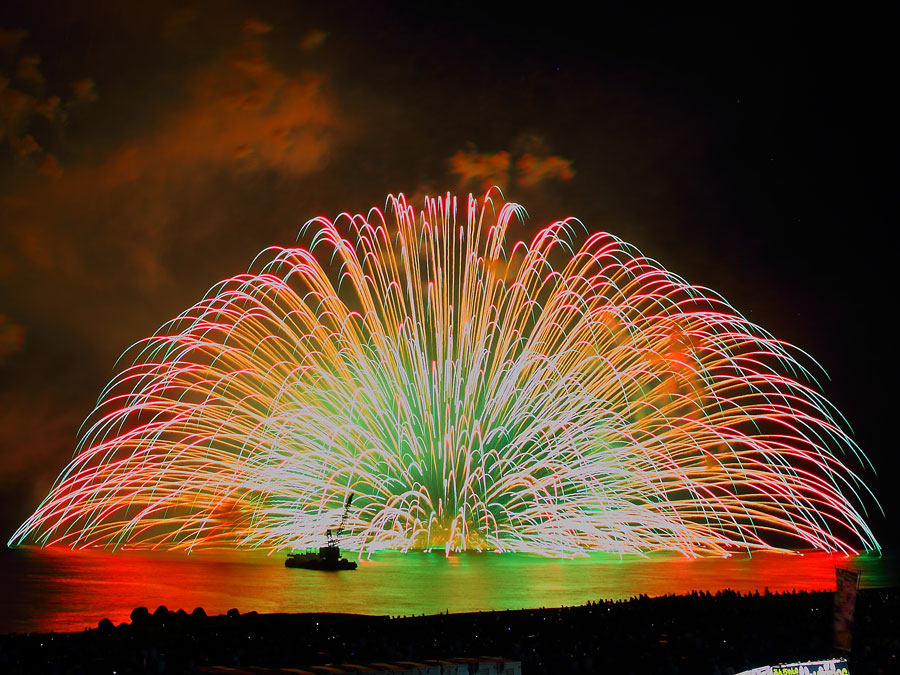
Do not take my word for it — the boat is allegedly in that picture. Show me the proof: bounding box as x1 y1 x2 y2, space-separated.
285 494 358 571
285 542 358 571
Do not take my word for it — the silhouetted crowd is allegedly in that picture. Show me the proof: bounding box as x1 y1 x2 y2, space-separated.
1 588 897 674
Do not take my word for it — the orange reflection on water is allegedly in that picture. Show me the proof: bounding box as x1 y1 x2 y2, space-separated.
1 547 894 634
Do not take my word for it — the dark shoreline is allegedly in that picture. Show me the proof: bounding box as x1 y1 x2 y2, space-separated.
2 588 897 674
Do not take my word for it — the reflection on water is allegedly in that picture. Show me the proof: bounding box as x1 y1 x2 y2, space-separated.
1 547 895 634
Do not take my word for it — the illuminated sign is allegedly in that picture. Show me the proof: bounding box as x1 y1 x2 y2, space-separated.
737 658 849 675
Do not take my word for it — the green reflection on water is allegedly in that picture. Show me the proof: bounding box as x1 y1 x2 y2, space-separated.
1 547 895 634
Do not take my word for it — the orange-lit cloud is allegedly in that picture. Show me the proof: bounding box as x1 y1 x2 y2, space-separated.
450 138 575 192
0 15 347 515
301 30 328 50
1 14 342 300
450 149 511 192
232 144 253 160
37 153 62 177
140 17 337 175
0 314 24 365
516 152 575 186
70 78 97 103
9 133 40 156
242 18 272 35
32 95 62 121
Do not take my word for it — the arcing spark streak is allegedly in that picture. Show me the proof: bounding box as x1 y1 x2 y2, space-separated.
10 193 880 556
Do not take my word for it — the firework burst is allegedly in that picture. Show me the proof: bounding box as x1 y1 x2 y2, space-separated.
10 193 879 556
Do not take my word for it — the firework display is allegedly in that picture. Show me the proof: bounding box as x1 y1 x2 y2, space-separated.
10 193 879 556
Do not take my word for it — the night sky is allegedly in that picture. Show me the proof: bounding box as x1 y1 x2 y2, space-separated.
1 2 895 549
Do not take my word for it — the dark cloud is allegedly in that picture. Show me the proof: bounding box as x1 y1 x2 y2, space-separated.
300 29 327 51
241 17 272 35
0 25 96 174
69 78 96 103
8 132 39 156
0 26 27 53
162 8 199 41
14 54 42 86
31 94 61 121
0 389 83 510
0 76 31 140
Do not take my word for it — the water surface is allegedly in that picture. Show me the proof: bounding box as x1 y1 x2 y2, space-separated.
1 547 895 634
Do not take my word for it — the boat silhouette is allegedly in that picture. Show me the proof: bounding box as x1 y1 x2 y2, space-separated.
285 494 357 571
